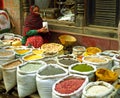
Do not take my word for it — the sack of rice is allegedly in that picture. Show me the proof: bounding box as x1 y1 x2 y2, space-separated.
69 63 96 81
17 61 46 98
1 59 23 92
52 74 88 98
82 81 115 98
36 64 68 98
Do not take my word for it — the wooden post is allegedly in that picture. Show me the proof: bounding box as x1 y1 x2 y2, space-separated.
0 0 3 9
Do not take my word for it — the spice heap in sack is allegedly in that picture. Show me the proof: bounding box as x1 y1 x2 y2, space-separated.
83 47 101 56
52 74 88 98
95 68 118 83
36 64 68 98
17 61 47 98
69 63 96 81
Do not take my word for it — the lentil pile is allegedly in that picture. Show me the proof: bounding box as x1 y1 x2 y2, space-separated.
20 63 43 72
72 64 94 72
55 78 85 94
38 65 65 75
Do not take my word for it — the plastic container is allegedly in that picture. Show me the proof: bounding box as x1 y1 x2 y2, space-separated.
72 46 86 57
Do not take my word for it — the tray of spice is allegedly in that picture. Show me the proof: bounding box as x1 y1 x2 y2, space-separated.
41 43 64 57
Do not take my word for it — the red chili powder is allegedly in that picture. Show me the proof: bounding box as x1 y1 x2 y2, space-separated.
55 78 85 94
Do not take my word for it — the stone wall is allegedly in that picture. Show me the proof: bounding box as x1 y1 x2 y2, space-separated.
3 0 22 35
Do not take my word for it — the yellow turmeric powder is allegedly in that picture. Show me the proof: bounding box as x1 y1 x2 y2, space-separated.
23 54 43 61
15 49 30 54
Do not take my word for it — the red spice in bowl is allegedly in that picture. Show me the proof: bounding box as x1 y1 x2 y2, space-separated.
55 78 85 94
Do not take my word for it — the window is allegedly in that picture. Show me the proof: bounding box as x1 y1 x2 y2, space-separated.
86 0 120 27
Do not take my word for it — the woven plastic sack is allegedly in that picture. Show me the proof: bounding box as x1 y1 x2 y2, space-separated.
1 59 23 92
36 64 68 98
52 74 89 98
17 61 46 98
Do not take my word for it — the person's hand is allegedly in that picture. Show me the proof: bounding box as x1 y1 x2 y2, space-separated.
37 27 48 33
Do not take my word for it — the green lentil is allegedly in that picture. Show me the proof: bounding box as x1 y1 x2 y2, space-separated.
20 63 43 72
39 65 65 75
72 64 94 72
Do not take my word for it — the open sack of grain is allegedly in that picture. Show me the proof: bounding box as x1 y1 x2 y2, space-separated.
82 81 115 98
36 64 68 98
52 74 88 98
1 59 23 92
69 63 96 82
17 61 47 98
